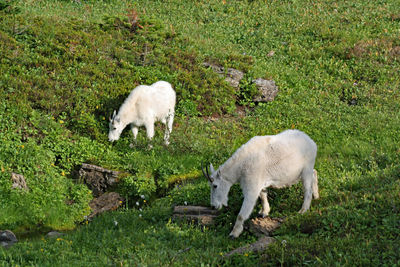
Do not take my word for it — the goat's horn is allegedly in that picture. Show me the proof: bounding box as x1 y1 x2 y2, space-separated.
201 162 212 182
109 110 116 121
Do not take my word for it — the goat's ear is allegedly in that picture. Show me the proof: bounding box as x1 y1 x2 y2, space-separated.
209 163 215 173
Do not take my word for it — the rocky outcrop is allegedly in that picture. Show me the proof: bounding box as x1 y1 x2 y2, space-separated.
78 163 119 197
202 62 278 103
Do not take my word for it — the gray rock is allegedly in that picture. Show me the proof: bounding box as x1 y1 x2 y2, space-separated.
202 62 244 88
11 172 28 191
45 231 64 238
78 163 120 197
0 230 18 248
252 78 279 102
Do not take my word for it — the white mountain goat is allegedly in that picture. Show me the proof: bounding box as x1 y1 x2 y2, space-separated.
108 81 176 146
202 129 318 238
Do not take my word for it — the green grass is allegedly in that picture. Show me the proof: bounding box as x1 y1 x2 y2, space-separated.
1 0 400 265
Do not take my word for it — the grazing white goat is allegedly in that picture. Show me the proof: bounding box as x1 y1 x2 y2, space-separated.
202 129 318 238
108 81 176 146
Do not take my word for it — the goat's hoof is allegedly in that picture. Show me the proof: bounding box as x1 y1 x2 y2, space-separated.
258 210 270 218
129 143 135 148
228 234 237 240
298 209 307 214
229 230 240 239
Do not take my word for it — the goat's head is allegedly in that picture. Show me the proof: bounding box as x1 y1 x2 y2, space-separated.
202 163 230 210
108 110 124 142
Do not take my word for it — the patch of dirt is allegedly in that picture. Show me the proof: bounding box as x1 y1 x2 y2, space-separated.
347 39 400 59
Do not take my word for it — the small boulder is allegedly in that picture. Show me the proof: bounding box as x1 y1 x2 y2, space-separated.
11 172 28 191
252 78 279 102
0 230 18 248
88 192 124 219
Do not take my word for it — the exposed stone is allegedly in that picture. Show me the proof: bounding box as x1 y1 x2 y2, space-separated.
88 192 124 219
224 236 275 257
78 163 119 197
172 205 219 225
202 62 244 88
202 62 279 104
248 217 284 237
0 230 18 248
11 172 28 191
252 78 279 102
45 231 64 238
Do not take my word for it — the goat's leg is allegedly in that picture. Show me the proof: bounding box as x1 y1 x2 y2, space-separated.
129 125 139 148
299 168 314 214
312 169 319 199
229 192 259 238
131 125 139 140
258 188 270 217
163 112 174 145
145 122 155 149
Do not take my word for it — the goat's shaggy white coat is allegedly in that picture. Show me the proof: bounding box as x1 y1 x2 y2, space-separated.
205 129 318 238
108 81 176 145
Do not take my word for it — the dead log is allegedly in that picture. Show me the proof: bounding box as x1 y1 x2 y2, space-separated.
172 205 219 225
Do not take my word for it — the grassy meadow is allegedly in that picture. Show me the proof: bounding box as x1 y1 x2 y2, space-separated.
1 0 399 265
